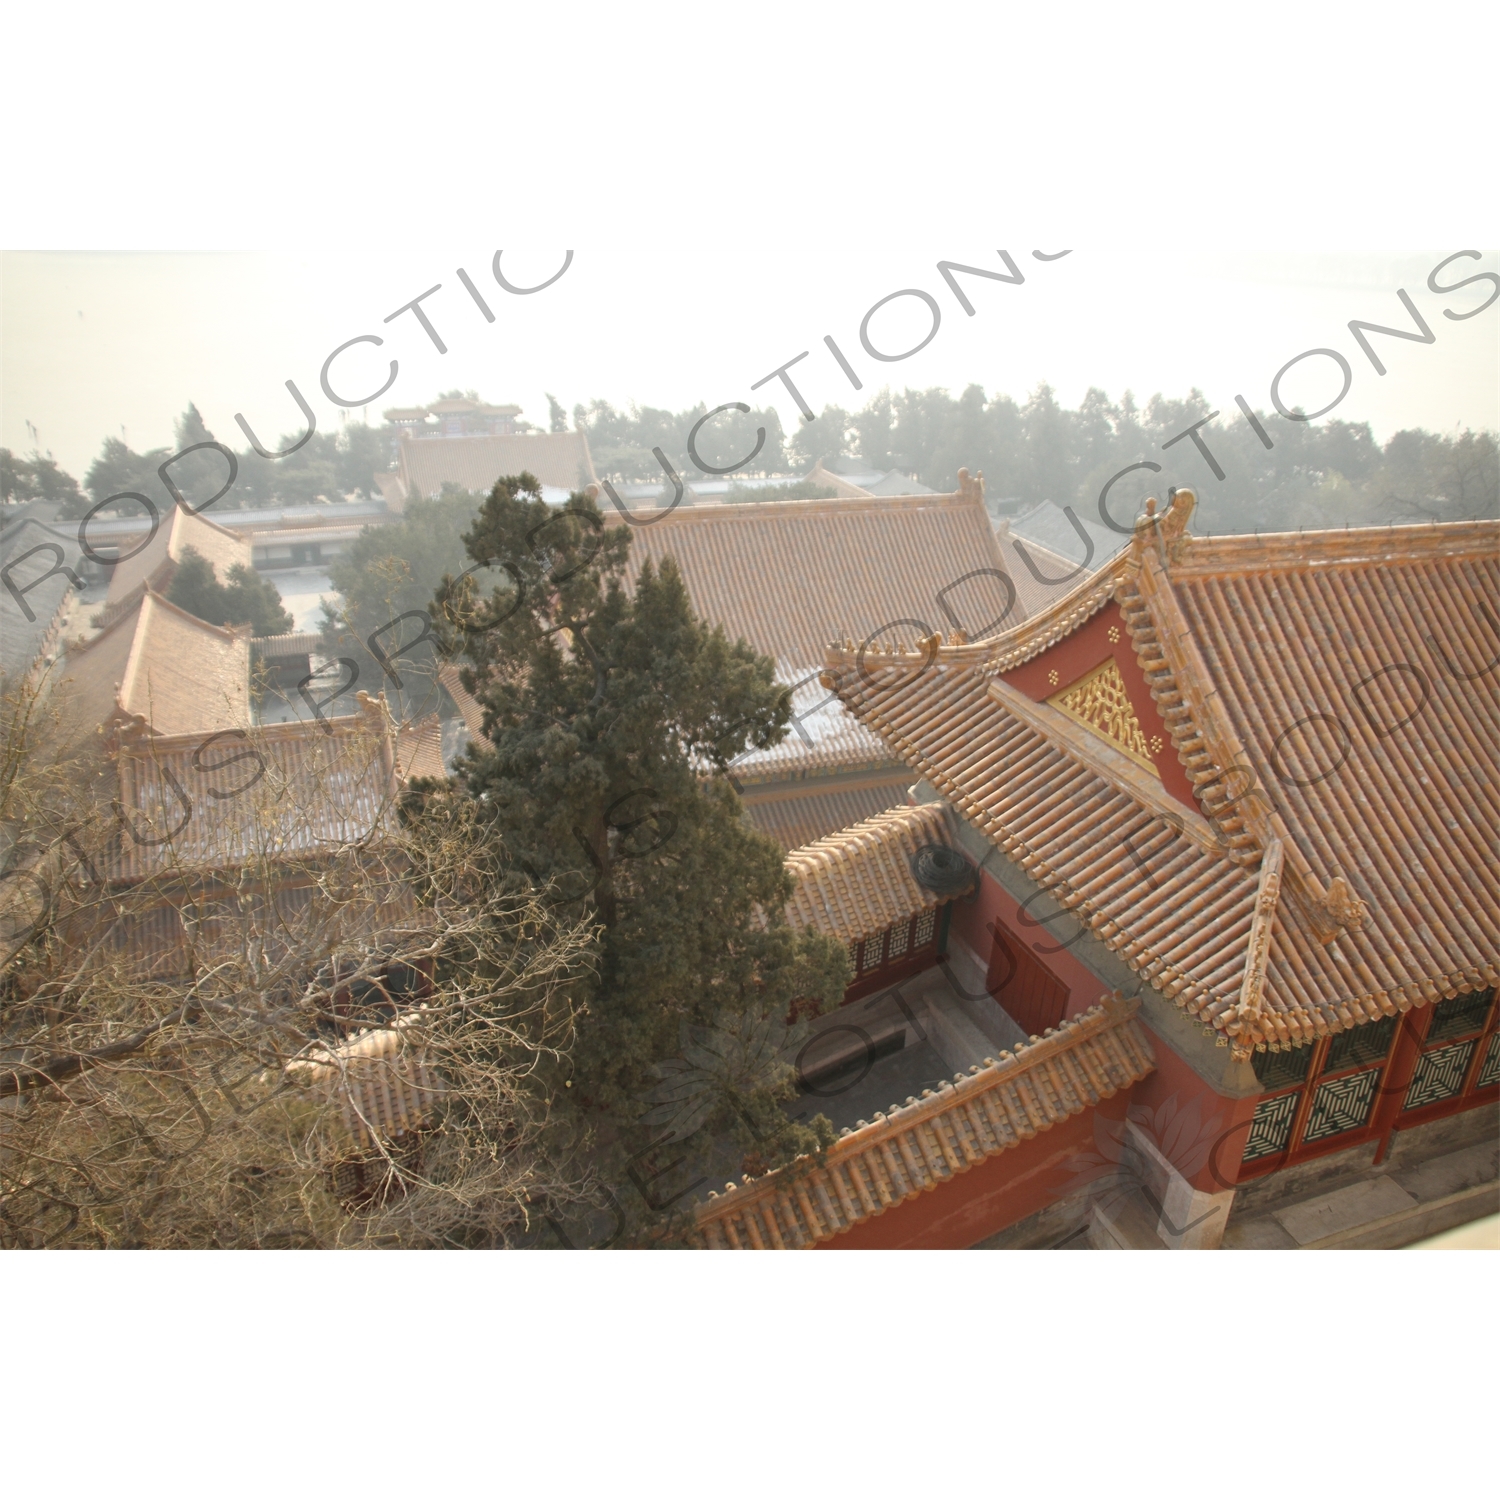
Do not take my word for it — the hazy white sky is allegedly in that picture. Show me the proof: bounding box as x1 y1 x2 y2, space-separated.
3 248 1496 481
2 9 1497 485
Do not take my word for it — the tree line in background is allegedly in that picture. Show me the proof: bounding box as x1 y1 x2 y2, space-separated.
575 385 1498 534
0 448 85 511
1 406 388 519
5 385 1494 538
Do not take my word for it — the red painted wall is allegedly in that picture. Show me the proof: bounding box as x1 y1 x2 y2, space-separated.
952 867 1259 1194
1000 602 1198 810
950 868 1114 1023
1128 1023 1260 1193
814 1093 1132 1249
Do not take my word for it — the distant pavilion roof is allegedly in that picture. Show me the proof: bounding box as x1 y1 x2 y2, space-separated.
821 497 1500 1059
381 430 597 506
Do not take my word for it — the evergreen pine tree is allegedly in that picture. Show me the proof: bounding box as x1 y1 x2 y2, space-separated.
436 473 848 1183
166 546 294 636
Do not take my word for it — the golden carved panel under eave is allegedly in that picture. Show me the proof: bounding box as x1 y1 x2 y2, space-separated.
1046 656 1164 778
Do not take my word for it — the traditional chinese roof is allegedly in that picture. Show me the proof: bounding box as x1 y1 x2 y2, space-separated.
250 629 322 660
693 995 1154 1248
58 589 251 738
103 502 252 617
395 713 446 782
784 802 957 945
611 471 1057 794
724 678 895 784
804 461 875 498
287 1016 440 1150
424 400 522 418
822 498 1500 1059
101 692 411 883
442 648 905 848
388 430 597 504
1 512 84 683
741 778 912 852
437 662 493 752
615 473 1018 669
992 520 1098 620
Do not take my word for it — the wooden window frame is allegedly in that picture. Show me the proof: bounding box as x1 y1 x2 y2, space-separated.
1241 1016 1401 1178
840 902 949 1004
1390 988 1499 1134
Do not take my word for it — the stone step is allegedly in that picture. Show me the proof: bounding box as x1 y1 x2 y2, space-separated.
1089 1183 1166 1250
1225 1128 1499 1250
1306 1181 1499 1250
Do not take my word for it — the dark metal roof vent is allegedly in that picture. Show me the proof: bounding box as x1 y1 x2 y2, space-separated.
909 843 976 897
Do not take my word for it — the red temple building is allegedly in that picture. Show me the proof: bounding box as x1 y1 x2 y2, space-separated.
693 493 1498 1249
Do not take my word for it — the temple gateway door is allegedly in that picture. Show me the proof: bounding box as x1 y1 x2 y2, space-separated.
986 918 1069 1038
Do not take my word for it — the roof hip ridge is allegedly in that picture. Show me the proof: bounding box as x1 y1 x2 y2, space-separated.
169 502 247 544
1124 506 1372 947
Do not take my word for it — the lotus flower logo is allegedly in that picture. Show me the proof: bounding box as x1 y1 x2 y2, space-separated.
1062 1093 1227 1228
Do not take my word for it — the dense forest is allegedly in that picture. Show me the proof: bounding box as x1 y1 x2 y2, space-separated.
4 385 1495 540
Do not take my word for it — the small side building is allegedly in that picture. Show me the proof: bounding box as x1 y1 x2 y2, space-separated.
374 414 598 511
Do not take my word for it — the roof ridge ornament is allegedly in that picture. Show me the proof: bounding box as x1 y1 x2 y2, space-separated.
1131 487 1197 569
1229 837 1284 1060
1322 874 1370 933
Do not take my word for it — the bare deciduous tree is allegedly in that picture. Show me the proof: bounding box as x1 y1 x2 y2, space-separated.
1 673 602 1249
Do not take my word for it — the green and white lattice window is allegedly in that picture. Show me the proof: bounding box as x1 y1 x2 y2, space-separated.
1403 989 1497 1115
